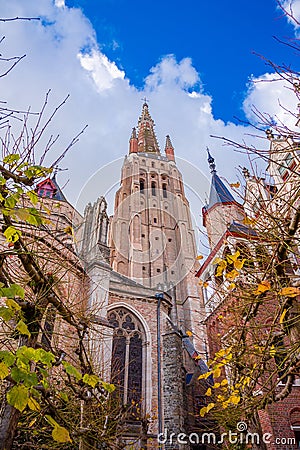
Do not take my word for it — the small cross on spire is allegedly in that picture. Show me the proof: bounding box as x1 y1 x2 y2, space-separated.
141 97 149 106
206 147 216 174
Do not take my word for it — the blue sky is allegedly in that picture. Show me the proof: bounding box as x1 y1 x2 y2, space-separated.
66 0 297 122
0 0 299 242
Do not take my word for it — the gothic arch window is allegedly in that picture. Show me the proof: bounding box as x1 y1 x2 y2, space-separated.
290 409 300 447
108 308 144 416
140 178 145 193
151 181 156 196
162 183 167 198
117 261 126 274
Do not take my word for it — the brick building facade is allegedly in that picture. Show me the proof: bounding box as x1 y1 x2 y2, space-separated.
197 138 300 449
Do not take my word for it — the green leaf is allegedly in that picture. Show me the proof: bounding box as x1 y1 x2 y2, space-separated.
83 373 99 388
15 208 30 222
27 191 39 205
59 392 69 402
101 381 116 393
16 320 31 337
17 346 37 362
2 284 25 299
26 208 43 226
4 195 18 209
35 348 55 367
3 154 20 165
0 362 9 379
3 226 22 243
5 299 21 311
28 396 40 411
45 414 59 427
62 362 82 381
0 306 14 321
7 384 29 412
52 425 72 443
11 366 27 383
0 350 16 366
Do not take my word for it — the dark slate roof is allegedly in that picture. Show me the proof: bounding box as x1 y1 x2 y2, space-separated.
51 176 67 201
228 221 257 237
208 173 236 209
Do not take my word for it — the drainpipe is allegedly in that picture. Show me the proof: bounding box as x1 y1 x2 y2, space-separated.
155 291 164 448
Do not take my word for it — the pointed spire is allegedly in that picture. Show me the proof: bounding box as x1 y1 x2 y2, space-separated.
165 134 175 161
206 149 235 209
165 135 173 150
136 102 160 154
207 147 216 173
129 127 138 153
131 127 137 139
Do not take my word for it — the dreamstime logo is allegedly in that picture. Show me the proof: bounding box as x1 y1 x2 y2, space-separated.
72 156 212 290
157 423 296 446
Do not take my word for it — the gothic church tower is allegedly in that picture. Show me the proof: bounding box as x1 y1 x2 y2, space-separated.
109 102 204 345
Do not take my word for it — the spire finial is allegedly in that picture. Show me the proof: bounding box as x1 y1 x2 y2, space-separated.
141 97 149 107
207 147 216 173
131 127 137 139
165 135 173 149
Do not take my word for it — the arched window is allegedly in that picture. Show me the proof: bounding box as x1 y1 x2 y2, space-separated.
162 183 167 198
290 409 300 447
140 179 145 193
109 308 144 417
151 181 156 196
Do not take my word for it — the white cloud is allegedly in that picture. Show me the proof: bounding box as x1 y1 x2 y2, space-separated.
78 49 125 91
0 0 263 222
243 73 298 129
55 0 65 8
281 0 300 27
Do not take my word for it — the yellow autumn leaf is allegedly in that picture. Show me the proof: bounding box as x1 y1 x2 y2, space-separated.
186 330 193 337
229 182 240 188
207 402 215 413
279 308 288 324
212 257 223 265
242 376 251 386
225 269 239 281
229 393 240 405
228 282 236 290
200 406 207 417
198 280 203 286
52 425 72 443
213 382 220 389
216 260 227 277
254 280 271 295
205 388 212 396
226 250 240 264
27 397 40 412
234 258 246 271
203 281 209 288
269 345 276 357
221 379 228 386
279 287 300 297
196 255 203 260
198 371 212 380
213 367 222 378
216 348 226 357
243 216 256 226
222 400 230 409
64 226 74 236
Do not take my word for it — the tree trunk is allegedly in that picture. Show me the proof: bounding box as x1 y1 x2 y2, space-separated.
0 401 20 450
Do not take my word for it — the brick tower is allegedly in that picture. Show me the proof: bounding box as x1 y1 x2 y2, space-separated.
109 102 204 346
